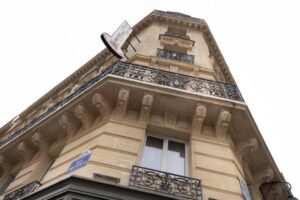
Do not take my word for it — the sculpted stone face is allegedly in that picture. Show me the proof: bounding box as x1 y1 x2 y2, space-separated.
220 111 231 123
74 105 86 119
73 104 95 130
195 105 206 121
92 93 105 108
141 94 153 113
32 132 42 147
118 90 129 103
59 115 70 129
17 142 27 156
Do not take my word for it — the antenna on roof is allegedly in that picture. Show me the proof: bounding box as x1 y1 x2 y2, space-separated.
101 21 140 59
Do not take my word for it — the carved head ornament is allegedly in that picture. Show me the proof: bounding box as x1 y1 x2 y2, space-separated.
74 105 87 119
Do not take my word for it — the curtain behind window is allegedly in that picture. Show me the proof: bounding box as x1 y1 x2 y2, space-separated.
166 140 185 175
140 136 163 170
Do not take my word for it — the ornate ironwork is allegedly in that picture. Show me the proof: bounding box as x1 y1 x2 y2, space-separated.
0 61 243 150
157 48 194 64
164 32 190 40
111 62 243 102
129 165 202 200
3 181 41 200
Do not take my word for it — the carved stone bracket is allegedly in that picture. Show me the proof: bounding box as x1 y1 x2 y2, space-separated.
74 104 95 131
266 184 283 200
48 134 66 159
236 138 258 161
0 155 12 178
59 114 80 139
253 167 274 187
114 88 130 118
215 110 231 139
16 141 35 163
139 94 154 123
191 103 207 134
92 93 113 120
32 131 51 152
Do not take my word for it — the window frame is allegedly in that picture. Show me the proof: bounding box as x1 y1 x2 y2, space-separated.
141 134 189 176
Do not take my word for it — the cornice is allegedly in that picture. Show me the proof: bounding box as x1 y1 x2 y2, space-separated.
244 107 284 183
0 10 237 140
0 49 113 135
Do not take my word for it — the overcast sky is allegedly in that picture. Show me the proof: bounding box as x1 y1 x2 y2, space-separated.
0 0 299 197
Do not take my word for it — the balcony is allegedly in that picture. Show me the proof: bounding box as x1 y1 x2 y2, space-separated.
163 32 191 40
3 181 41 200
129 165 202 200
111 62 243 102
0 61 243 150
157 48 195 64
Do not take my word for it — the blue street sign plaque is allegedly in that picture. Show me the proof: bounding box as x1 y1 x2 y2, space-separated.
240 180 252 200
67 150 91 174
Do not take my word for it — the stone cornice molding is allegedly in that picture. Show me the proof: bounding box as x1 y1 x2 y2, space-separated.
0 49 113 136
0 9 235 137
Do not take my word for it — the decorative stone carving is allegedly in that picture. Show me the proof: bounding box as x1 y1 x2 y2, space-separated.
253 167 274 187
215 110 231 139
17 141 35 163
74 104 95 131
48 134 66 158
266 184 282 200
92 93 112 120
0 156 12 178
236 138 258 161
32 131 50 152
164 112 177 128
59 114 80 138
70 83 80 93
139 94 154 122
114 88 130 117
191 103 206 134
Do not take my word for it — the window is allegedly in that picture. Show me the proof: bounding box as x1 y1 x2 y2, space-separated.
140 135 187 176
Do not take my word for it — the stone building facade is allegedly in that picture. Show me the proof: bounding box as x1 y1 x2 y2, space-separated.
0 10 296 200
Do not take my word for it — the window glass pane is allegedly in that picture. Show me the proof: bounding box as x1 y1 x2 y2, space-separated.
166 140 185 175
141 136 163 170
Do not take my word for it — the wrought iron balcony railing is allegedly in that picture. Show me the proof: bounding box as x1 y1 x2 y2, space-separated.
111 62 243 102
129 165 202 200
3 181 41 200
0 61 243 150
157 48 195 64
163 32 191 40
